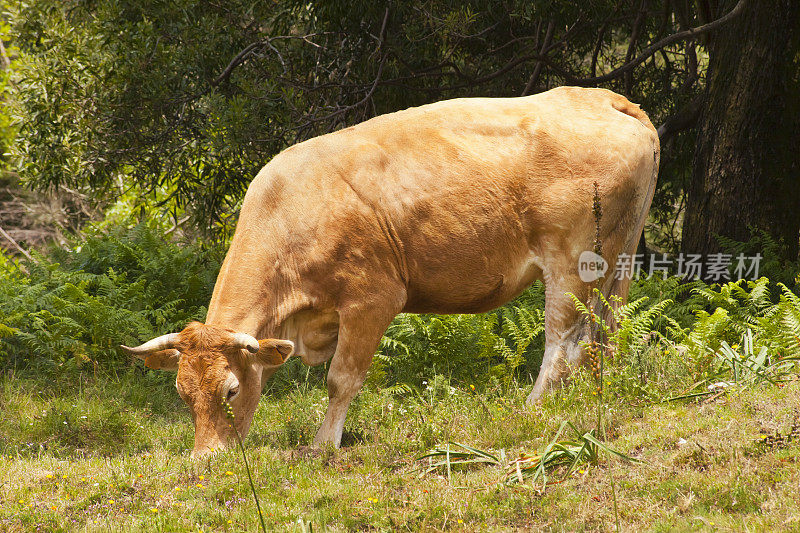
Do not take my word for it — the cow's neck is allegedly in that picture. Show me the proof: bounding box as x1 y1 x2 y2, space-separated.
205 248 305 339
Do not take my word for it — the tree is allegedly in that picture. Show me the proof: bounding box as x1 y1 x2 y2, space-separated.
683 0 800 263
0 6 16 172
8 0 792 260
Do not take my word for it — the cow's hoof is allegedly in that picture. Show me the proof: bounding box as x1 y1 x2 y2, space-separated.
525 390 542 406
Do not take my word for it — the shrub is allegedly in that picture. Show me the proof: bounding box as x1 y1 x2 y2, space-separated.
3 219 798 398
372 283 546 391
683 278 800 389
0 224 221 371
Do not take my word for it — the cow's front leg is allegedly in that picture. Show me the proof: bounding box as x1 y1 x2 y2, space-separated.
314 300 401 448
527 273 590 404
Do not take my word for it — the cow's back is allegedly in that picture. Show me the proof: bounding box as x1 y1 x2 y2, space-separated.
223 87 658 320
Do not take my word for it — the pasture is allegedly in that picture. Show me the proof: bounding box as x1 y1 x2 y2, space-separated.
1 222 800 532
3 1 800 530
1 348 799 531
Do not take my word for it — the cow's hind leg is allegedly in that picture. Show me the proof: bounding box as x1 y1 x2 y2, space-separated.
314 301 401 448
527 272 591 404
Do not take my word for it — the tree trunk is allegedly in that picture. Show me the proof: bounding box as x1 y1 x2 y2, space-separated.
682 0 800 267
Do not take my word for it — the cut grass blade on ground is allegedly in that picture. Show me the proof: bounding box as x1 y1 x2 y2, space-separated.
419 421 641 489
507 421 641 488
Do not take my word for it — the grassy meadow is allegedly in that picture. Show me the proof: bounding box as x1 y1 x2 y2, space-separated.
2 227 800 531
1 362 798 532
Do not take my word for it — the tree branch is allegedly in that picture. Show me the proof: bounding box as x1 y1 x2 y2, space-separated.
563 0 749 86
211 33 332 87
624 0 650 93
295 8 390 131
0 39 10 70
521 19 555 96
656 95 704 144
0 224 35 266
367 0 746 98
591 19 611 78
211 42 262 87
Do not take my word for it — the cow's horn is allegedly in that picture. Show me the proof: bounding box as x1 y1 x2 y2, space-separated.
231 332 260 354
120 333 180 356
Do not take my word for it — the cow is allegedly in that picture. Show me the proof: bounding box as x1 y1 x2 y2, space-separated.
121 86 659 457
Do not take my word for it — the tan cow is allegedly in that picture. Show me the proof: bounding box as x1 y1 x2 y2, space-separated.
122 86 659 457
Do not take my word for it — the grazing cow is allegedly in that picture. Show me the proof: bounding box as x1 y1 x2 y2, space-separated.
122 86 659 457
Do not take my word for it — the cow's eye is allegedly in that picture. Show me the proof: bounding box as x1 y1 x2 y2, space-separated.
226 386 239 400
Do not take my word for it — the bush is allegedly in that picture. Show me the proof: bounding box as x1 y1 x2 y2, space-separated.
579 275 800 402
683 278 800 388
0 224 221 371
3 219 798 397
372 283 546 392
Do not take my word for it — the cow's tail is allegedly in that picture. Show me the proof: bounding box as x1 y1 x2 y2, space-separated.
601 98 660 331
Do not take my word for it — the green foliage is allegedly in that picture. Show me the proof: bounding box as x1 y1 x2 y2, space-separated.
714 330 797 388
686 278 776 357
762 284 800 361
0 2 17 167
0 224 220 371
569 283 689 402
629 275 707 330
5 0 703 230
716 230 800 291
565 274 800 403
611 296 680 355
373 283 545 391
682 279 800 391
1 211 796 407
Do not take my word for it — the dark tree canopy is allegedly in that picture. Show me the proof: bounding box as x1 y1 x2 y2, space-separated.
6 0 797 259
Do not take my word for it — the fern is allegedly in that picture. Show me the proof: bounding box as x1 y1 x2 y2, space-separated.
374 285 546 391
0 224 219 371
715 230 799 291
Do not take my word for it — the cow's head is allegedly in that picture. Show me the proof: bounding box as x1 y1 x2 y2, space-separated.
121 322 294 457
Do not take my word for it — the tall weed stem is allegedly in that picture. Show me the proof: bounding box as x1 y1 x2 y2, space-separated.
222 399 267 533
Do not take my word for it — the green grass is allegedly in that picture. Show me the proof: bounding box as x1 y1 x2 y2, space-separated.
1 366 799 532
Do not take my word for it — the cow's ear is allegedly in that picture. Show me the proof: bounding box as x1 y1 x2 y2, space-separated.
137 348 181 371
252 339 295 367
